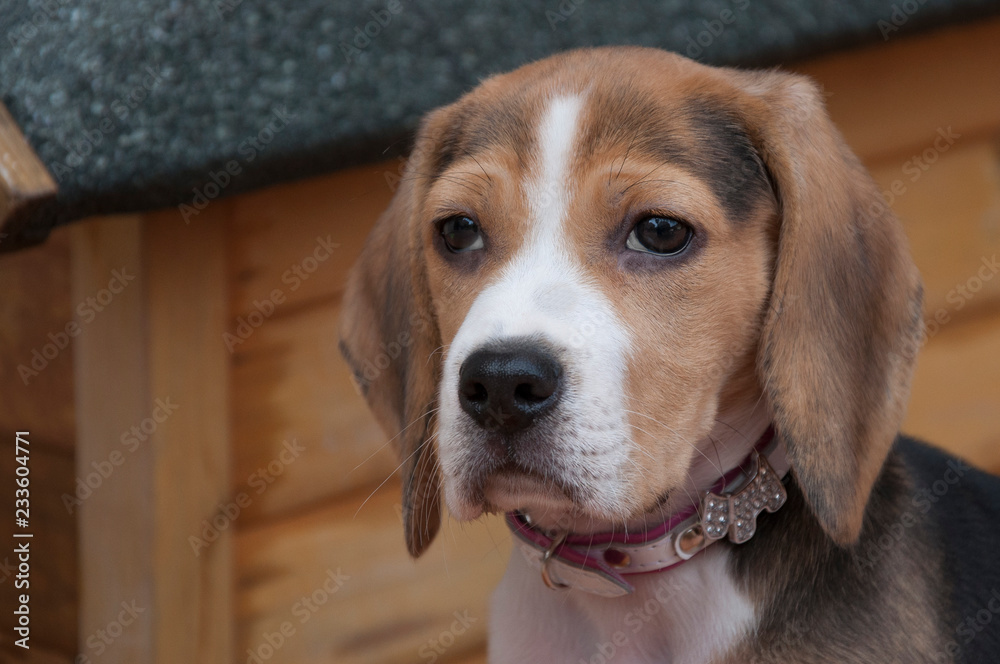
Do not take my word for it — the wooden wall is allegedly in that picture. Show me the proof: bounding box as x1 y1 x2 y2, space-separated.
0 15 997 664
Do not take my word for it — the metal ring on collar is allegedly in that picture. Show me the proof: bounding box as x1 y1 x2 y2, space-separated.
540 530 569 590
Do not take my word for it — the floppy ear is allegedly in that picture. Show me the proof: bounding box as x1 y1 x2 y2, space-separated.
735 72 923 546
339 108 457 557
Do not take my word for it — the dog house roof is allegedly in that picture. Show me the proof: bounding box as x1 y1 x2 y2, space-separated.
1 0 997 250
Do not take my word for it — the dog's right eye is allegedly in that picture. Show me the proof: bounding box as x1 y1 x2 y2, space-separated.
626 215 693 256
440 215 484 253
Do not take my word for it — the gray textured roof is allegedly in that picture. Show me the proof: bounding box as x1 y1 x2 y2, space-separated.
2 0 998 248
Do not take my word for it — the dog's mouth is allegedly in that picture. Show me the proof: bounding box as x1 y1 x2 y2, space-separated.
453 457 580 518
484 463 576 508
442 425 637 523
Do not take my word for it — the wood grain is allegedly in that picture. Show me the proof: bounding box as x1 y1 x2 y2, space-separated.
0 226 76 450
230 300 393 522
868 140 1000 319
237 484 510 664
229 165 398 523
794 16 1000 164
228 163 393 314
145 206 233 664
71 206 232 664
905 309 1000 474
71 216 150 664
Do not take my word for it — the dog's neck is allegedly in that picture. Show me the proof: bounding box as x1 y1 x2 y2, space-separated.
676 393 773 517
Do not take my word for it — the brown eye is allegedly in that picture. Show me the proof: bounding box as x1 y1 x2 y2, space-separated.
440 215 484 253
626 216 692 256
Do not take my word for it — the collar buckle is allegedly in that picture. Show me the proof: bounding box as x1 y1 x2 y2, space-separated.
540 530 569 590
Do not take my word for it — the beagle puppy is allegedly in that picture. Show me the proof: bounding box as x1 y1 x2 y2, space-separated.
340 47 1000 663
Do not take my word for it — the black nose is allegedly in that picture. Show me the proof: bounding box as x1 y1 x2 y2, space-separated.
458 343 562 435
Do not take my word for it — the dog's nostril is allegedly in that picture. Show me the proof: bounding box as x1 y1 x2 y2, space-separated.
514 380 555 403
463 381 488 403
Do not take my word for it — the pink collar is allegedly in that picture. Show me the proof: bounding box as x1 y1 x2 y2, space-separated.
505 427 789 597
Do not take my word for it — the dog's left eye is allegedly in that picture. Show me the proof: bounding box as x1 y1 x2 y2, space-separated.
626 216 693 256
440 215 484 253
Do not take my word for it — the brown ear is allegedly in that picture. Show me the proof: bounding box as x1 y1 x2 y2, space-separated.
339 108 457 557
736 72 923 545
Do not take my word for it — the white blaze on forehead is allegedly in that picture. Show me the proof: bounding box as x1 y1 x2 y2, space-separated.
438 93 637 520
530 94 583 225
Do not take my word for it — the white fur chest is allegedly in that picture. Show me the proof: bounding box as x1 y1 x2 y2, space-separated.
489 545 757 664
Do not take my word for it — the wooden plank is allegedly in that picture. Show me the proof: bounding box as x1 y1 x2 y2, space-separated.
72 216 151 664
868 140 1000 318
0 225 76 450
0 101 58 249
229 163 392 313
71 207 232 664
793 16 1000 164
228 164 399 522
145 207 233 663
905 309 1000 474
237 485 509 664
231 299 393 522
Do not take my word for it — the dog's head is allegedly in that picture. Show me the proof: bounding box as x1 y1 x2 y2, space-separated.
340 47 922 557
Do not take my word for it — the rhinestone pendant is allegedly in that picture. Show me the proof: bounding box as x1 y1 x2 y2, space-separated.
700 452 787 545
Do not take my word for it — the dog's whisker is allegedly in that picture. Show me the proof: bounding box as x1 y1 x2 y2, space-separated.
620 165 662 195
712 416 752 442
350 405 440 474
425 343 451 366
619 425 660 463
611 128 640 187
618 412 706 512
354 428 438 519
464 151 494 185
400 170 485 197
708 433 724 479
622 407 724 476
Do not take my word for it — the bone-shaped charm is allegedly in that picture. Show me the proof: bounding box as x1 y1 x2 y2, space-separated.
700 452 787 545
